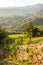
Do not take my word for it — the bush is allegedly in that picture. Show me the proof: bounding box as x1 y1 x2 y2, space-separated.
0 61 4 65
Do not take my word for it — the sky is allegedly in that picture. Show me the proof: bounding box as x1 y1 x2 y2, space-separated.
0 0 43 7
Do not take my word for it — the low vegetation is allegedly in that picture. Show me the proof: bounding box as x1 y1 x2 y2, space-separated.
0 22 43 65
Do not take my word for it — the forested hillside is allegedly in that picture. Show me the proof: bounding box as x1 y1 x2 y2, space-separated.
0 4 43 33
0 15 43 32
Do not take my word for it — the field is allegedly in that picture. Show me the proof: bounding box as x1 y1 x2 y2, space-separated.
9 34 43 44
9 34 26 38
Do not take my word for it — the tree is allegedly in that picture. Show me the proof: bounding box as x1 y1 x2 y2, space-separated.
32 27 39 37
25 22 34 42
0 27 8 46
0 27 15 60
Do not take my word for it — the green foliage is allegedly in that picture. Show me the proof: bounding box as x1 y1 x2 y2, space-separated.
15 37 23 45
26 22 34 33
0 27 15 60
32 27 39 37
0 61 4 65
0 27 8 49
25 21 34 42
0 27 8 43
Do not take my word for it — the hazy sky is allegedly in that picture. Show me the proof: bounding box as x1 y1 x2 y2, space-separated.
0 0 43 7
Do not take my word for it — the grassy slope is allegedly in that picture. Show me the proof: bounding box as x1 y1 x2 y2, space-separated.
9 34 26 38
9 34 43 44
3 34 43 65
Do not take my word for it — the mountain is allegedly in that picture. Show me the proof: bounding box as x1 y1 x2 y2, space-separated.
0 3 43 16
0 15 43 32
37 9 43 15
0 3 43 32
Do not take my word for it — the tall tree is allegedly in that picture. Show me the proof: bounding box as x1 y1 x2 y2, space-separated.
25 22 34 42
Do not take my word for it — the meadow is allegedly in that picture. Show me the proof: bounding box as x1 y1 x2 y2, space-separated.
9 34 43 44
9 34 26 38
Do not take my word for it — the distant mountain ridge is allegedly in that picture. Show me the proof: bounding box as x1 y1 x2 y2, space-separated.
0 3 43 32
0 3 43 16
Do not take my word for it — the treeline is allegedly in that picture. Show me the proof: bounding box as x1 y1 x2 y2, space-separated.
25 22 43 37
32 27 43 37
7 26 43 37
